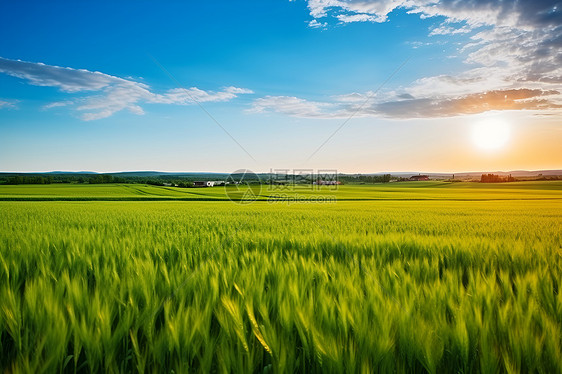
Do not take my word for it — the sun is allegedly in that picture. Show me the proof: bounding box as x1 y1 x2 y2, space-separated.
471 117 510 150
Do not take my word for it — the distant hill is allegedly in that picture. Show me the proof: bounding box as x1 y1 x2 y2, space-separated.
342 170 562 178
108 171 231 178
47 171 98 175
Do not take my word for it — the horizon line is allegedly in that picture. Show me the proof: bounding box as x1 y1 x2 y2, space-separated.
1 168 561 175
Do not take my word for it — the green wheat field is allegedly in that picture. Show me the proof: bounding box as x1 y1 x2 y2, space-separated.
1 182 561 373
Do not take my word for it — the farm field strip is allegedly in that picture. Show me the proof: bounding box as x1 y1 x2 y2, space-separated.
0 181 561 201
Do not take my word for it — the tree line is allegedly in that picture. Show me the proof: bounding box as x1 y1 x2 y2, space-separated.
4 175 53 185
0 174 199 186
480 174 516 183
339 174 392 184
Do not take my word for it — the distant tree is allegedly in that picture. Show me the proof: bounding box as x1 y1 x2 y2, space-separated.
5 175 52 185
339 174 392 184
481 174 516 183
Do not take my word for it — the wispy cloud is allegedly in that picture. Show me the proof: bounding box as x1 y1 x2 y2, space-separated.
308 19 327 29
152 86 254 105
306 0 561 29
429 23 472 36
307 0 407 22
0 57 253 120
374 89 562 118
42 100 73 110
249 96 334 118
0 99 18 109
337 13 380 23
286 0 562 119
250 89 561 119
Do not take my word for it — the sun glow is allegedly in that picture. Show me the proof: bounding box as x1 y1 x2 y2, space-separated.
471 117 510 150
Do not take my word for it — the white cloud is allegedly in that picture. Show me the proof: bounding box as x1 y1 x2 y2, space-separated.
266 0 562 119
307 0 409 23
152 86 254 105
249 96 340 118
337 13 381 23
250 89 562 119
0 99 18 109
0 58 120 92
372 89 562 118
332 91 376 103
306 1 561 30
75 81 152 120
429 23 472 36
307 0 343 18
42 100 73 109
308 19 328 28
0 57 253 121
303 1 562 82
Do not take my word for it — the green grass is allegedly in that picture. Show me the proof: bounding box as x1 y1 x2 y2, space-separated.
0 183 561 373
1 181 561 201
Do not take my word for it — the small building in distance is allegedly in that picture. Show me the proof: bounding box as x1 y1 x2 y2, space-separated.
409 175 430 181
314 180 341 185
193 181 216 187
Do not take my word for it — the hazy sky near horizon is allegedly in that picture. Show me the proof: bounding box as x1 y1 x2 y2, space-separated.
1 0 561 173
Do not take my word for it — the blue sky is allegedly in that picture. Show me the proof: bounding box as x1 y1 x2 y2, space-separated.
1 0 561 172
